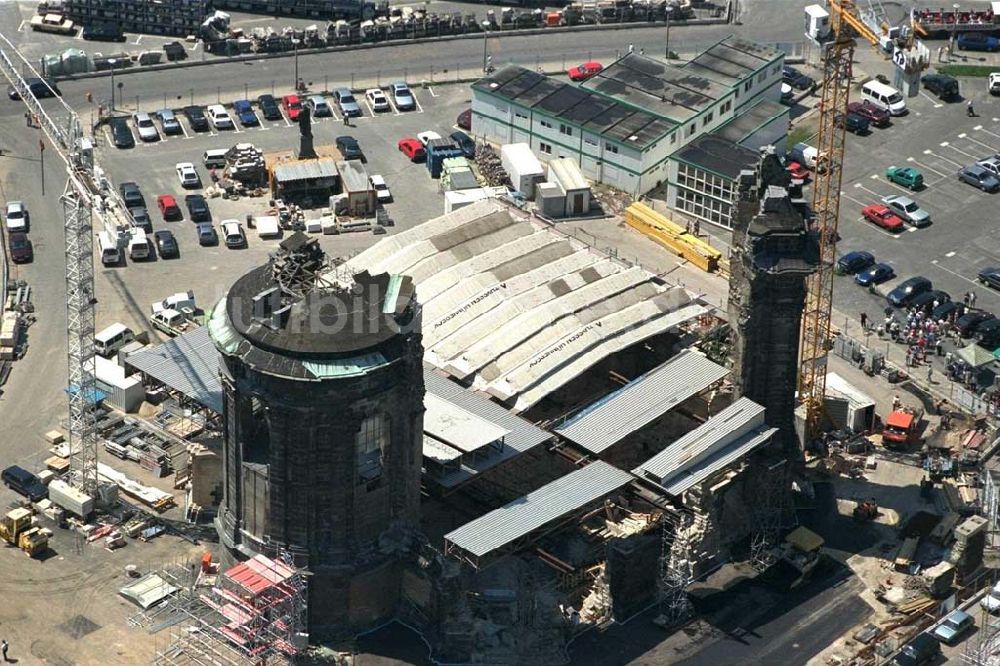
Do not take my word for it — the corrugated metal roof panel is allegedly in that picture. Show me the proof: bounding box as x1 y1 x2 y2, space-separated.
555 350 728 454
444 460 633 558
273 158 338 182
123 326 223 413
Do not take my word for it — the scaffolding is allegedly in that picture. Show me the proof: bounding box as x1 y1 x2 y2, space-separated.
658 510 695 626
749 458 788 572
150 551 308 665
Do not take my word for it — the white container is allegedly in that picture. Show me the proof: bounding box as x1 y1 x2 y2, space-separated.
500 143 544 199
48 478 94 518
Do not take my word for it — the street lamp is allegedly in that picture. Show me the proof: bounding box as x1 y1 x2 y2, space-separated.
482 21 491 73
293 38 300 90
108 58 116 111
664 3 671 59
949 3 960 57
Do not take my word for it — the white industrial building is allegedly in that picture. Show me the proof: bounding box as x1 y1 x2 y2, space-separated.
471 36 787 199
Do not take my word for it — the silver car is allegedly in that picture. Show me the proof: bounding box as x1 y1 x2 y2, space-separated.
156 108 182 135
334 88 361 117
390 81 415 111
132 112 160 142
307 95 332 117
881 194 930 227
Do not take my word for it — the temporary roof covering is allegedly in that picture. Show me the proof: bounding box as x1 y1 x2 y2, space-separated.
341 201 707 411
124 325 223 413
424 392 510 453
825 372 876 410
547 157 589 192
272 158 337 182
633 397 776 496
957 343 995 368
555 350 728 454
785 526 824 553
223 554 297 596
443 460 634 566
119 573 179 609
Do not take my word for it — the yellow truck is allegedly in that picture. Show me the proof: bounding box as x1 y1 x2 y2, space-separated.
0 508 49 557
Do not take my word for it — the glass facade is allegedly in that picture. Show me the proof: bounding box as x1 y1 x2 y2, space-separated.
674 163 737 228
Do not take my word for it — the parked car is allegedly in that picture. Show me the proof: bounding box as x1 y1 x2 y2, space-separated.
417 130 442 147
838 112 870 135
921 73 959 100
157 194 181 220
568 60 603 81
457 108 472 131
153 229 179 258
195 222 217 246
365 88 390 113
856 262 894 286
786 161 810 181
882 195 930 227
931 609 974 644
910 289 950 313
206 104 234 130
1 465 47 501
6 77 61 100
861 204 904 231
306 95 332 117
958 32 1000 52
82 22 124 42
185 194 211 222
232 99 258 126
129 206 152 232
932 301 964 321
281 94 303 120
220 220 247 248
175 162 200 188
257 94 282 121
119 182 145 208
398 137 426 161
782 65 813 90
450 130 475 158
370 175 392 203
991 72 1000 96
390 81 415 111
847 101 890 127
336 136 364 161
335 88 362 117
976 318 1000 349
979 266 1000 289
132 112 160 142
156 108 182 135
978 156 1000 178
887 276 932 306
958 163 1000 192
890 632 940 666
8 233 32 263
837 250 875 274
780 83 794 104
182 105 210 132
956 310 994 337
885 166 924 190
4 201 28 232
110 117 135 148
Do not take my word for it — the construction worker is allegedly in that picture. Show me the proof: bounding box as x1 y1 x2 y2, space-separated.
892 395 901 412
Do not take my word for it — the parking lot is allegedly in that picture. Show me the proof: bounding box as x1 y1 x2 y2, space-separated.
830 75 1000 339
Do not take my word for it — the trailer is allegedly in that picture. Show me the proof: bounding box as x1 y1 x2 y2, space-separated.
500 143 544 198
48 479 94 518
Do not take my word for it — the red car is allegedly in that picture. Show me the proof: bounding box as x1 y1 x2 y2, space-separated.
157 194 181 220
398 137 426 161
457 108 471 131
847 101 890 127
786 161 810 181
281 94 303 120
861 204 905 232
568 61 603 82
8 232 32 263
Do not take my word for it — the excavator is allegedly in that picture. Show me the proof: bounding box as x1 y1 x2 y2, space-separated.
0 508 49 557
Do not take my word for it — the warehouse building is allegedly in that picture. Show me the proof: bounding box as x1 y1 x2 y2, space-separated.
470 35 787 200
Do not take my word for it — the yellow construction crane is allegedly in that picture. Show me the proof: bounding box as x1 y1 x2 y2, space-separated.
799 1 927 439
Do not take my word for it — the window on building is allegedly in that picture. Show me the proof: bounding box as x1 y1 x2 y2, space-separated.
584 137 598 148
703 112 714 127
670 134 676 144
356 414 389 485
744 80 752 93
514 111 528 119
687 124 695 138
757 71 766 84
721 100 732 114
540 119 553 129
674 166 736 229
539 142 553 154
559 123 572 136
605 142 619 154
772 64 780 75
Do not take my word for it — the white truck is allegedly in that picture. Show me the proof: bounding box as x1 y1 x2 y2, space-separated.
150 290 195 316
150 309 198 337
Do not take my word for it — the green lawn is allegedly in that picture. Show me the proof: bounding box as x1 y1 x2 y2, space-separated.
937 64 996 78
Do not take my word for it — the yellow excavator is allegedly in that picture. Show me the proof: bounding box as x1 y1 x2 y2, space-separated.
0 508 48 557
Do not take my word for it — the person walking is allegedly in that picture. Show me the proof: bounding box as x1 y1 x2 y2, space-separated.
970 290 977 308
927 365 934 383
860 311 868 331
3 638 10 661
968 99 976 117
892 395 902 411
964 292 971 307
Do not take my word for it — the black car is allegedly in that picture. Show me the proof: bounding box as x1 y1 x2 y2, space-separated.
110 117 135 148
154 230 179 258
956 310 994 337
847 101 890 127
1 465 47 502
336 135 364 161
887 276 932 306
162 41 188 61
837 250 874 275
129 206 152 232
183 105 210 132
82 22 126 42
119 181 145 208
910 289 950 313
931 301 964 321
8 233 32 263
838 112 870 135
979 267 1000 290
196 222 218 246
450 130 475 158
921 73 959 100
782 65 814 90
976 318 1000 349
6 77 61 101
185 194 211 222
257 94 282 121
891 632 940 666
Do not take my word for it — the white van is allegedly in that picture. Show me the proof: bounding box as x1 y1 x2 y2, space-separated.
128 228 150 260
860 80 907 116
94 323 135 357
98 230 120 266
203 148 228 169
